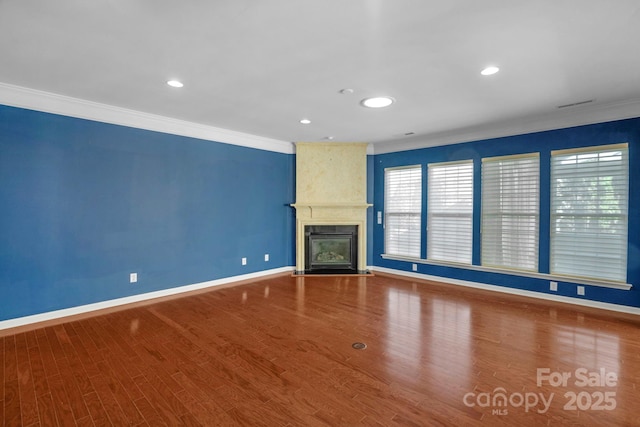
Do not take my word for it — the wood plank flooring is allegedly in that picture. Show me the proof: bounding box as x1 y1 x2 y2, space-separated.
2 272 640 426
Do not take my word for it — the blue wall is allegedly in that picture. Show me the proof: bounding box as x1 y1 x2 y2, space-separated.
373 118 640 309
2 102 638 321
0 105 295 321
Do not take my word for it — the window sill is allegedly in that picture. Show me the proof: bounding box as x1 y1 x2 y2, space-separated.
380 254 633 290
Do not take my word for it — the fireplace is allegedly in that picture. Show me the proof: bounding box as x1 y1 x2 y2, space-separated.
291 142 372 274
305 225 358 273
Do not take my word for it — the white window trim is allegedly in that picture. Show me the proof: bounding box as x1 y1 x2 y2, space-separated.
550 143 629 284
384 165 422 258
481 152 540 272
427 159 474 264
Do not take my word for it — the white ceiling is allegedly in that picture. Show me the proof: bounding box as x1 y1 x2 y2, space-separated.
2 0 640 153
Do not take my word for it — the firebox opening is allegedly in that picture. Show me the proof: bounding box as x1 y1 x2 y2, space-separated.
304 225 358 274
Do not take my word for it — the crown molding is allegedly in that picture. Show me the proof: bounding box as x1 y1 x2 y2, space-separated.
372 98 640 154
0 82 295 154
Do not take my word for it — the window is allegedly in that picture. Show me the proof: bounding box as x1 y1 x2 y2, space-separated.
550 144 629 283
384 166 422 257
482 154 539 271
427 160 473 264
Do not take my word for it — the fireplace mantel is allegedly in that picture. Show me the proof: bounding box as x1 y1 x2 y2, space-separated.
290 202 372 219
291 203 371 208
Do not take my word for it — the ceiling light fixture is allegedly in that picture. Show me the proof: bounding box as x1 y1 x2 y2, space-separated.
480 66 500 76
167 80 184 88
300 118 311 124
361 96 394 108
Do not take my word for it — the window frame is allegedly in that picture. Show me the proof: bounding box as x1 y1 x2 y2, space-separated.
481 153 540 272
426 159 474 264
550 143 629 284
383 165 423 258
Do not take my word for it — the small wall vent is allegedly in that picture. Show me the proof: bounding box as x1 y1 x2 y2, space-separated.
557 99 595 109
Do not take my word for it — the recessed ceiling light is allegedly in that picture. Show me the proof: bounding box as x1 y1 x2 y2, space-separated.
480 66 500 76
167 80 184 88
300 118 311 124
361 96 394 108
339 88 354 95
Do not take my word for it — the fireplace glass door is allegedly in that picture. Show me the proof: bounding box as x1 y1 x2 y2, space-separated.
305 225 358 272
309 234 353 270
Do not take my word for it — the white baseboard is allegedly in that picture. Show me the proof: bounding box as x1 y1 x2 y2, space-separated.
5 265 635 332
371 266 640 316
0 267 294 331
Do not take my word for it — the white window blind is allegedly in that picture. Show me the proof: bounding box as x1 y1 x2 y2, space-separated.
384 166 422 257
550 144 629 283
427 160 473 264
482 154 539 271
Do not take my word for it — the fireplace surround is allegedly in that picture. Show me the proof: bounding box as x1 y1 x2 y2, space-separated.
291 142 371 274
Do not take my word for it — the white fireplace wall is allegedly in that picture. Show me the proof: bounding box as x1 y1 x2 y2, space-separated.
291 142 371 272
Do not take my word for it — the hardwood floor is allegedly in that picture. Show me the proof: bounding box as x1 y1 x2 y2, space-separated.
2 272 640 426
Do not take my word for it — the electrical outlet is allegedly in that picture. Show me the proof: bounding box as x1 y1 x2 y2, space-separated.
130 273 137 283
577 286 585 296
264 254 269 262
242 257 247 266
412 263 418 272
550 281 558 291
